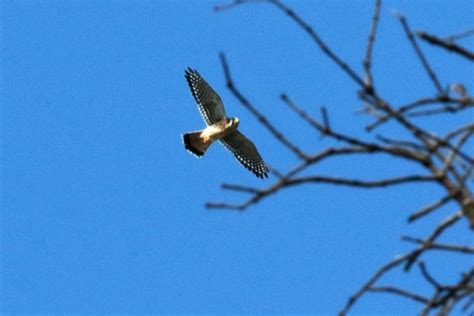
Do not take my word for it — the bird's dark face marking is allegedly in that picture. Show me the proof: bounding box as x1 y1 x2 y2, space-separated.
230 117 240 128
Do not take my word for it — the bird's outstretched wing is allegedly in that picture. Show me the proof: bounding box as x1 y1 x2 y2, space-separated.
220 130 268 178
185 68 226 125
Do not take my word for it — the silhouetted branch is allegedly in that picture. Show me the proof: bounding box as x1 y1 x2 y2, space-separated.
419 261 442 289
290 174 435 188
367 96 472 132
408 194 453 222
396 14 444 94
420 269 474 315
403 237 474 255
221 183 260 194
417 30 474 61
339 253 410 315
434 243 474 255
445 28 474 41
404 211 463 271
368 286 429 303
363 0 382 89
408 101 474 117
217 0 366 88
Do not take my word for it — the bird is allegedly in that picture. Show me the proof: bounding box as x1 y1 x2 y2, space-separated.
182 68 269 179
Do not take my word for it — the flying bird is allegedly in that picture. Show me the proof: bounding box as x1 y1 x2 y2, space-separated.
182 68 268 179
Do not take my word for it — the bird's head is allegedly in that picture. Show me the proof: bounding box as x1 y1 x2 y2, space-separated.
228 117 240 129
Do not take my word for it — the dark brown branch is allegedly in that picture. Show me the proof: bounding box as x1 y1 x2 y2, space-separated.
408 102 474 117
281 94 429 164
376 135 427 153
397 15 444 94
445 123 474 141
361 93 474 165
205 202 246 211
208 174 436 211
289 174 436 188
339 253 410 315
404 211 463 271
221 183 260 194
403 237 474 255
320 106 330 132
363 0 382 89
408 194 453 222
214 0 266 11
417 30 474 61
216 0 366 88
421 269 474 315
419 261 442 289
366 96 472 132
368 286 429 304
268 0 366 88
442 128 474 173
445 28 474 41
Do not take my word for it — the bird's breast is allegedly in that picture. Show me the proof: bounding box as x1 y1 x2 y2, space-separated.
201 120 236 142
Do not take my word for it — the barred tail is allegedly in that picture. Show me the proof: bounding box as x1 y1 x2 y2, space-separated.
182 131 212 157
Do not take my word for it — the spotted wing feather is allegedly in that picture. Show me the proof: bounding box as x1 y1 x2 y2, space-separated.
185 68 226 125
220 130 268 178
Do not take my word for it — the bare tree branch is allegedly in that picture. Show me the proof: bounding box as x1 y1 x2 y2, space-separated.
339 253 410 315
419 261 443 289
402 237 474 255
367 96 473 132
417 30 474 61
407 102 474 117
408 194 453 222
217 0 366 88
396 14 444 94
445 28 474 41
404 211 463 271
363 0 382 90
368 285 429 304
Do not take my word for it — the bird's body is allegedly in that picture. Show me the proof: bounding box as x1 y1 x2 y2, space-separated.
182 68 268 178
201 117 239 143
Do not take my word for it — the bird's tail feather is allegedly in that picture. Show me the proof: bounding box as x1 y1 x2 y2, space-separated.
182 131 212 157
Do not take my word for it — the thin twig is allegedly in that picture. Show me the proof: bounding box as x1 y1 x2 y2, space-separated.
281 94 427 164
369 285 429 304
289 174 436 188
397 14 444 94
221 183 260 194
442 129 474 174
363 0 382 89
417 30 474 61
419 261 442 289
366 96 471 132
404 211 463 271
408 194 453 222
268 0 366 88
339 254 410 315
402 237 474 255
445 28 474 41
408 102 474 117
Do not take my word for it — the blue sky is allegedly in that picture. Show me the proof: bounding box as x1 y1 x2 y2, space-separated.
2 0 473 314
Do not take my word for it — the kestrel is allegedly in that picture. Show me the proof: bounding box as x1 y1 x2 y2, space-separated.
182 68 269 179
